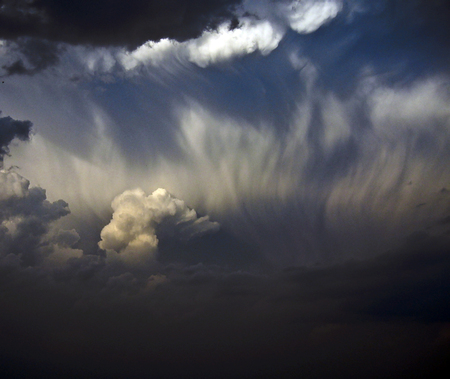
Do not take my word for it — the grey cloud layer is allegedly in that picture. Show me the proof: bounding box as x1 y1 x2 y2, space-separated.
1 230 449 378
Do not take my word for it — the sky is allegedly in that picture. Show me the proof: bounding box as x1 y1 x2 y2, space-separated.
1 0 450 377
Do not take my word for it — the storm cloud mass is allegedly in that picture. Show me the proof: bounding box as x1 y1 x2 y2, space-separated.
0 0 243 47
1 1 450 378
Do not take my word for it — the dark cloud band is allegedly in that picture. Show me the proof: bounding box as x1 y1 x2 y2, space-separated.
0 0 243 48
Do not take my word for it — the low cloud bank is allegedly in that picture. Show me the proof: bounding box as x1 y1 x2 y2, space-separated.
1 229 449 379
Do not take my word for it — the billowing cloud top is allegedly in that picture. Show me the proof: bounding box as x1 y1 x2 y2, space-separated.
99 188 220 264
0 168 77 267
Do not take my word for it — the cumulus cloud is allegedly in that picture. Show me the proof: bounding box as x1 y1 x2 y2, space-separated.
0 168 78 266
5 72 449 265
0 111 82 267
99 188 220 264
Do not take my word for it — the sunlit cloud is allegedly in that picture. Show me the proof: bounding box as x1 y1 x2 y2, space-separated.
99 187 219 265
278 0 343 33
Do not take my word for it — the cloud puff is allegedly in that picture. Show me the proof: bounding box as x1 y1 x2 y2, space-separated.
0 168 76 266
117 18 283 70
99 188 220 264
185 18 283 67
0 112 80 267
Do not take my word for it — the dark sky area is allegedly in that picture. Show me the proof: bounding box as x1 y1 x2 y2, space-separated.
1 1 450 378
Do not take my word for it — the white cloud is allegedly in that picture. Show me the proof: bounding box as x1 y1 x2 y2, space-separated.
370 79 450 137
118 18 284 70
185 19 283 67
116 1 342 71
118 39 180 70
279 0 343 33
99 188 219 265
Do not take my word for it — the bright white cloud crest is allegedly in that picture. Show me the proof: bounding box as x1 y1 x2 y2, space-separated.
118 19 284 70
99 188 220 264
280 0 343 33
71 1 343 73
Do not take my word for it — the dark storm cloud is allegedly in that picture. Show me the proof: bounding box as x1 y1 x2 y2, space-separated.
1 38 63 76
0 0 243 48
1 231 450 378
0 110 32 165
281 231 450 324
